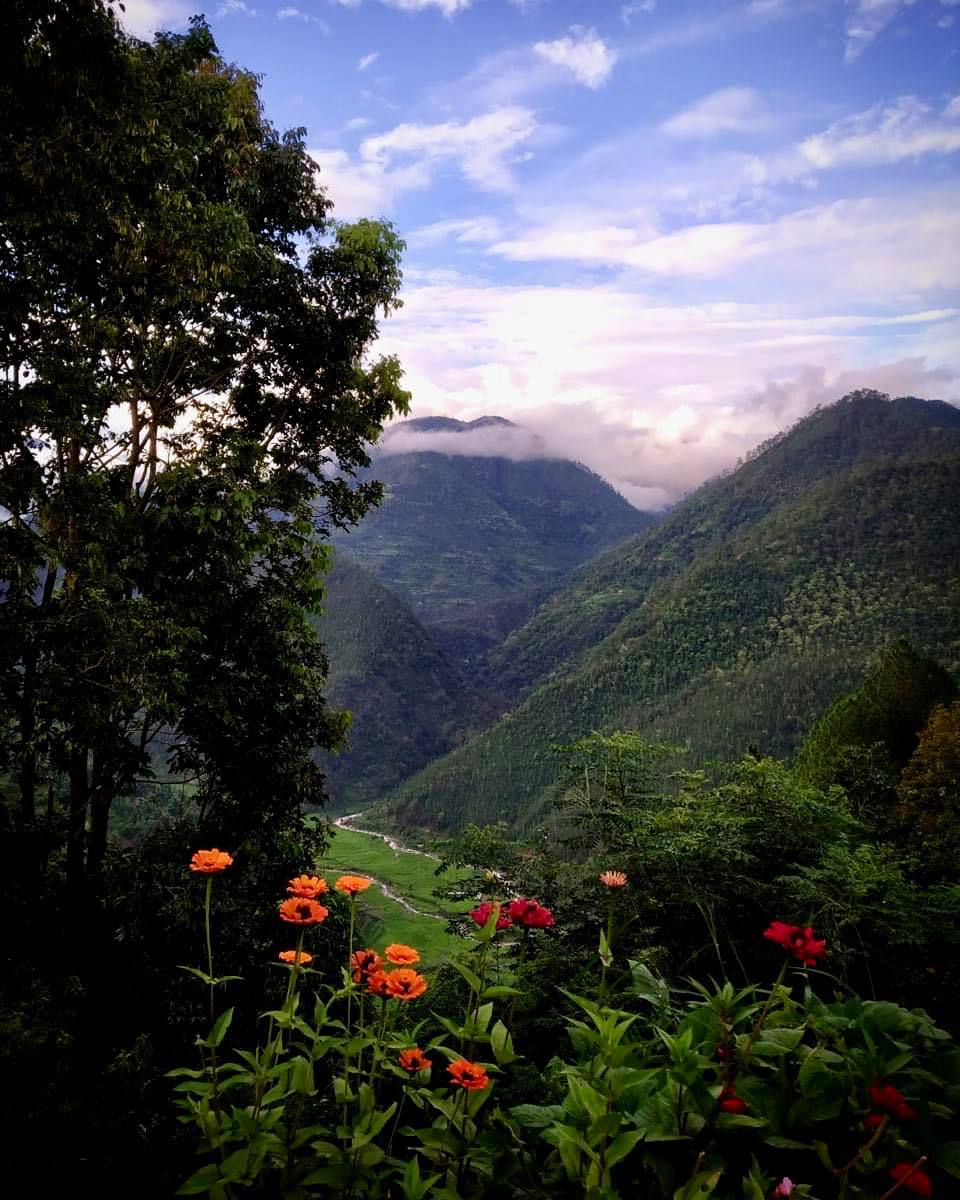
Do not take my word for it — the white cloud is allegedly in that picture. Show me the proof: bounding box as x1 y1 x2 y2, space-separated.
409 216 505 245
360 107 539 190
216 0 258 15
489 192 960 293
335 0 471 12
277 5 329 26
533 28 618 89
844 0 918 63
357 51 380 71
800 95 960 167
308 108 538 217
661 87 769 139
309 148 429 218
621 1 655 24
376 273 958 505
112 0 191 36
344 116 372 131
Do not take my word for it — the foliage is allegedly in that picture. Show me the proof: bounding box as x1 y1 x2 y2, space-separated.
896 701 960 877
0 0 409 879
795 643 957 789
174 852 960 1200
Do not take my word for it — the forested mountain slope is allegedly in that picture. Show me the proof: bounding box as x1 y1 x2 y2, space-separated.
330 416 655 664
311 552 480 810
376 393 960 834
482 391 960 702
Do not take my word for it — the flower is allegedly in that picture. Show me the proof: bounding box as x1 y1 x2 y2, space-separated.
385 968 428 1001
278 949 313 966
863 1112 886 1130
385 943 420 965
190 849 233 874
286 874 328 898
366 969 392 998
335 874 372 896
715 1045 731 1061
889 1163 933 1197
398 1047 431 1073
278 897 329 926
469 901 512 931
507 897 555 928
599 870 628 888
447 1059 490 1090
772 1181 794 1199
869 1081 918 1122
718 1087 748 1114
351 948 382 983
763 921 826 966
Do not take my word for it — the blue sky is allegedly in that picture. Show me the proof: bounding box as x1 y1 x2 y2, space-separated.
123 0 960 506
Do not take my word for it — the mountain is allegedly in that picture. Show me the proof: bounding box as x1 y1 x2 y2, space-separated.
373 391 960 835
329 416 655 665
311 551 482 811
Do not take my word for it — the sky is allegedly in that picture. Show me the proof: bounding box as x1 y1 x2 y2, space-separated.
120 0 960 508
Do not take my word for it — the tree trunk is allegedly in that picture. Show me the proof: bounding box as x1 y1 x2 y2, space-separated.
85 758 114 874
65 744 89 884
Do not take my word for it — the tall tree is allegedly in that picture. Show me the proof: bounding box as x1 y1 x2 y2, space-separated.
0 1 409 879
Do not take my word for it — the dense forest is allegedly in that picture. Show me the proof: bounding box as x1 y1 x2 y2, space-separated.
377 394 960 834
1 5 959 1199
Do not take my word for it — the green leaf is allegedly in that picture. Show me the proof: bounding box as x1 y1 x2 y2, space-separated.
446 958 482 994
177 1164 223 1195
932 1142 960 1179
210 1007 234 1048
674 1168 722 1200
604 1128 646 1168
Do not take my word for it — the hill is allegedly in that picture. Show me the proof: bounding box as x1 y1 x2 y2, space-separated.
374 392 960 834
329 416 655 665
311 552 481 811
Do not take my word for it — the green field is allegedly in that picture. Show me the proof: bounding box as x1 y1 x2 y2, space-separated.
316 822 475 964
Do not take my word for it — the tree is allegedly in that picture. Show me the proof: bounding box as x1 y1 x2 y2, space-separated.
897 701 960 874
0 2 409 880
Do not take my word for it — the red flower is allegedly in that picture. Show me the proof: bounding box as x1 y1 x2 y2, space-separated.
190 849 233 874
398 1047 431 1073
351 948 382 983
863 1112 886 1130
278 897 329 926
507 898 555 928
763 921 826 966
366 969 392 998
447 1059 490 1090
385 968 428 1001
287 874 328 898
715 1045 731 1061
870 1082 918 1122
469 901 512 931
718 1087 748 1114
889 1163 933 1197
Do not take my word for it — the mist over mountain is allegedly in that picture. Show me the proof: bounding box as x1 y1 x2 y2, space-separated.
371 391 960 835
330 416 655 664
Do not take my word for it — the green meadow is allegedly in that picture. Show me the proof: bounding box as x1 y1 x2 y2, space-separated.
317 822 475 964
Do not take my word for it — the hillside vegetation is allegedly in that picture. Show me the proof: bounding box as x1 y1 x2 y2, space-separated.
312 553 481 810
376 393 960 833
330 417 655 664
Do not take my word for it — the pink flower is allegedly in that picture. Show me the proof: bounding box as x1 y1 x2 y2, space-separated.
507 897 555 928
763 920 826 966
773 1180 794 1198
469 901 512 931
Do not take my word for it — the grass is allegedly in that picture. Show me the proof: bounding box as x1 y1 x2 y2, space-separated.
317 823 475 965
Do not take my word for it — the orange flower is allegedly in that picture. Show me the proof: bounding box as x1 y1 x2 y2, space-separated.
278 897 329 926
366 969 392 998
335 875 372 896
599 870 628 888
447 1059 489 1090
278 949 313 966
385 968 428 1001
287 874 328 898
351 948 383 983
190 848 233 874
385 943 420 965
398 1047 431 1073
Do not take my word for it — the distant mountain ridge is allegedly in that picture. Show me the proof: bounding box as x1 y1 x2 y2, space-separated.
330 415 656 665
372 391 960 835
